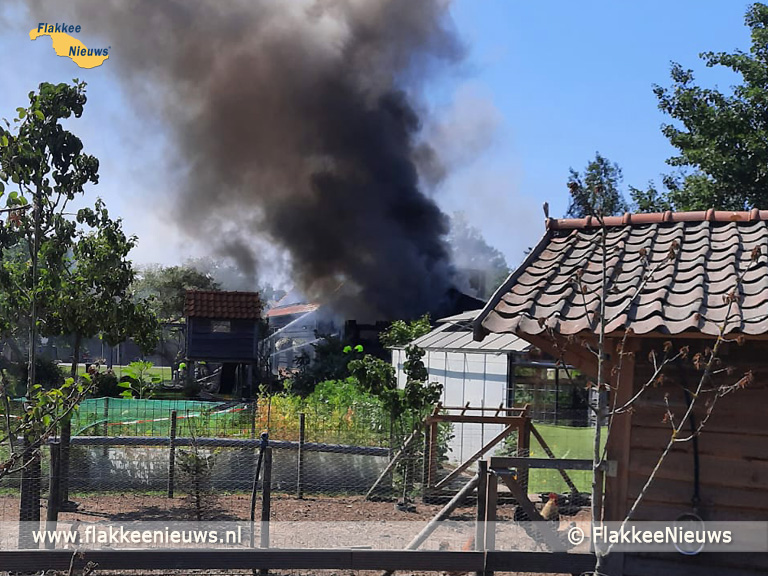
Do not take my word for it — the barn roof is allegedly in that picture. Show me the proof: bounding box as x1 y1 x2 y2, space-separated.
184 290 262 319
474 210 768 340
403 310 529 354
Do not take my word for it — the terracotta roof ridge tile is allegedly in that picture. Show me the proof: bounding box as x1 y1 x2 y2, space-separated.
546 209 768 230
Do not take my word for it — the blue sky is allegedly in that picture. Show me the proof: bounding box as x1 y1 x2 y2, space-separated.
0 1 757 274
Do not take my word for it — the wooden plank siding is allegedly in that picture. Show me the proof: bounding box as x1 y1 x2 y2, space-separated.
186 317 258 361
620 339 768 576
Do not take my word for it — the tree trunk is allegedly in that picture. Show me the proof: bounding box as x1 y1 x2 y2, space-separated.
19 185 43 547
59 335 80 506
18 439 41 548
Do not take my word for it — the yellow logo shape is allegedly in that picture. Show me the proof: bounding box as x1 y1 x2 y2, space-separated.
30 26 109 69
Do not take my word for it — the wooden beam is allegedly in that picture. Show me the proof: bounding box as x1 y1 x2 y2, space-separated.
404 475 480 550
485 472 498 553
485 551 595 573
426 415 526 425
495 472 563 551
521 332 599 378
438 405 527 414
490 457 593 470
427 421 439 488
366 427 421 500
434 425 515 489
517 416 531 490
0 550 595 573
382 475 480 576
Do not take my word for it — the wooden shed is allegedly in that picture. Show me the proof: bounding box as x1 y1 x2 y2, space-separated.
184 290 262 395
184 290 262 362
473 210 768 576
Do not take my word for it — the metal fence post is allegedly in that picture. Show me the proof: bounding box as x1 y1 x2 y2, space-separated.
251 399 257 440
168 410 177 498
102 397 109 457
260 447 273 576
45 440 61 550
296 413 305 499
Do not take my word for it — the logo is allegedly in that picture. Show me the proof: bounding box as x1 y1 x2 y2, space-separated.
29 23 110 69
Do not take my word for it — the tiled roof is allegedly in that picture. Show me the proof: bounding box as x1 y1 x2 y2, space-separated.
474 211 768 339
184 290 262 319
265 303 320 318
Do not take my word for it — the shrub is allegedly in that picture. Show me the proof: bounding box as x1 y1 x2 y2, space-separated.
93 371 120 397
17 357 64 391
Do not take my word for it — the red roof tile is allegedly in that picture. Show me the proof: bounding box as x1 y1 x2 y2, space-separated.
184 290 262 319
266 303 320 318
474 211 768 339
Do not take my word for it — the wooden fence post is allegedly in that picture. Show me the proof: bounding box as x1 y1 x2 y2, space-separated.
517 418 531 492
427 421 438 490
167 410 177 498
474 460 487 558
45 440 61 550
485 472 498 561
296 413 305 499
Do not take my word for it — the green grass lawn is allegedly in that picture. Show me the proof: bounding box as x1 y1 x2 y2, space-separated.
526 423 606 494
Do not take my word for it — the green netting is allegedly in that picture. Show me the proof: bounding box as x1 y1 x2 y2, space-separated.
70 398 252 437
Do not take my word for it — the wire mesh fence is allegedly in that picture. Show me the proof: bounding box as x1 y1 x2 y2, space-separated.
0 397 596 530
0 397 427 524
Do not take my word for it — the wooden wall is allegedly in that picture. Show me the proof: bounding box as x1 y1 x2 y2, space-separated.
618 338 768 575
186 317 258 362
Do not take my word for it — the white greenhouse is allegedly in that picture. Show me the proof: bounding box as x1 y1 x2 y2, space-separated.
391 311 589 464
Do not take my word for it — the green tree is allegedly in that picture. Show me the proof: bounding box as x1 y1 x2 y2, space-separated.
0 81 101 534
447 213 510 299
379 314 432 348
49 199 159 379
641 3 768 211
133 263 220 321
350 316 441 423
45 207 159 506
566 153 629 217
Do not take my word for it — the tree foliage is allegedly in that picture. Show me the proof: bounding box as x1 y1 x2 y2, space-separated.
0 82 159 523
288 335 356 394
0 81 100 382
49 199 158 358
566 152 629 218
379 314 432 348
133 264 220 321
641 3 768 211
350 316 441 424
0 82 158 381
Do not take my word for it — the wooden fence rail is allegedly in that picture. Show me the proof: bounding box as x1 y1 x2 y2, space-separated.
0 549 596 573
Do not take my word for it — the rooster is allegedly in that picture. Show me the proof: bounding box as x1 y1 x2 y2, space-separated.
540 492 560 522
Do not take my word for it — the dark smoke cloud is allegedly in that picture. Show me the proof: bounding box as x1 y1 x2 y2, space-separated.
29 0 463 319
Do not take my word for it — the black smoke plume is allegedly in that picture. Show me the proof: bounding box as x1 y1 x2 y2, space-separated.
30 0 464 319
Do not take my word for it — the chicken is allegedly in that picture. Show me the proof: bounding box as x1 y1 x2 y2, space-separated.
440 536 475 576
540 492 559 522
461 535 474 551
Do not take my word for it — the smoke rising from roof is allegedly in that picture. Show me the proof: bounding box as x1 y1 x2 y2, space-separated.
29 0 465 318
